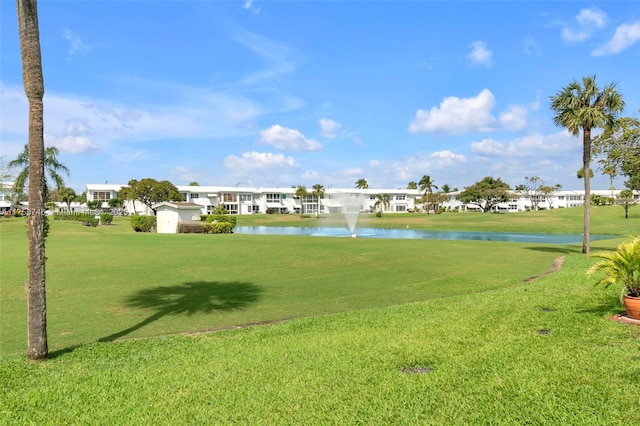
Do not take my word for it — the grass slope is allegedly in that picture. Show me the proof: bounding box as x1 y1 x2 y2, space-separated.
0 253 638 424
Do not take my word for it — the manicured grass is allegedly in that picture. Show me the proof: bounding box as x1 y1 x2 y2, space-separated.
0 210 638 423
0 216 581 355
1 252 639 424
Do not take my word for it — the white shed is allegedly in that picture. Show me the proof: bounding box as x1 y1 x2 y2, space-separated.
153 202 203 234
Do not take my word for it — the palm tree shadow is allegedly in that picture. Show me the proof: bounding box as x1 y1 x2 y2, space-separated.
99 281 263 342
525 245 582 255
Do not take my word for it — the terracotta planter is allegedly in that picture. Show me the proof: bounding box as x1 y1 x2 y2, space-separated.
623 295 640 320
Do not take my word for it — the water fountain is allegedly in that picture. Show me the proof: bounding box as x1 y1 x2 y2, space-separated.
336 193 368 237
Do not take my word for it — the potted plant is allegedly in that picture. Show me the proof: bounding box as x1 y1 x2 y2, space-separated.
587 236 640 319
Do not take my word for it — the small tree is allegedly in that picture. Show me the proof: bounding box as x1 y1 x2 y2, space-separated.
523 176 544 211
127 178 182 215
618 189 636 219
540 184 562 209
459 176 511 213
373 194 390 217
355 178 368 189
57 187 76 211
294 185 308 216
312 183 325 218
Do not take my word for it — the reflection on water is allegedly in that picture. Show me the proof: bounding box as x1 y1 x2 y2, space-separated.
234 226 612 244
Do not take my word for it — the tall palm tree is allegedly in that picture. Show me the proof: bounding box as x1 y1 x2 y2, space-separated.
16 0 48 360
294 185 308 216
373 193 390 217
312 183 325 218
9 143 69 196
419 175 438 214
355 178 368 189
551 75 625 254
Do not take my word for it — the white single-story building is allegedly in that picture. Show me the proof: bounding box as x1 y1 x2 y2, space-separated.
154 201 203 234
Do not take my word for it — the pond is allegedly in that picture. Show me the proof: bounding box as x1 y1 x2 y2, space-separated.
234 226 613 244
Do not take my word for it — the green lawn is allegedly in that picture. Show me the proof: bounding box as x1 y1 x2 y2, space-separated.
0 208 638 424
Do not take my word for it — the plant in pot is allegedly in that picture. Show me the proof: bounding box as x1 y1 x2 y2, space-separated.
587 235 640 320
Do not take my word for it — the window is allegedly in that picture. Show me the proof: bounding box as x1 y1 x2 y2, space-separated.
93 191 111 201
180 192 188 201
395 195 406 201
266 193 285 203
395 205 406 212
190 193 199 200
251 205 260 213
239 194 252 202
224 204 238 214
223 193 237 202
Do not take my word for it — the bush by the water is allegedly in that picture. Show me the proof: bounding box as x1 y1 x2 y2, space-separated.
130 215 156 232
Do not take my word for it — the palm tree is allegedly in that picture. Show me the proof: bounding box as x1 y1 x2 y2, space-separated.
57 187 76 211
441 184 451 194
9 144 69 196
355 178 368 189
407 181 417 190
419 175 438 214
294 185 308 216
17 0 48 360
311 183 325 218
550 75 625 254
373 193 390 217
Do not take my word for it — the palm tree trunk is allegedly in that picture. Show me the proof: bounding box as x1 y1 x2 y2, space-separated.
582 128 591 255
17 0 48 360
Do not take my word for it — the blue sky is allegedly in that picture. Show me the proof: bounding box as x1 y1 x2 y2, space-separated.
1 1 639 193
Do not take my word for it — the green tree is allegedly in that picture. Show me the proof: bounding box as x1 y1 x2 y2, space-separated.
127 178 182 215
523 176 544 211
312 183 325 218
107 197 124 210
617 189 636 219
57 187 76 211
406 181 417 190
594 116 640 191
9 144 69 197
441 184 451 194
355 178 369 189
188 181 200 186
17 0 48 360
294 185 308 216
550 75 625 254
418 175 438 214
373 193 390 217
576 167 594 179
459 176 511 213
540 184 562 209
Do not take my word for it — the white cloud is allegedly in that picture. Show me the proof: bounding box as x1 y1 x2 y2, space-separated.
63 29 91 55
243 0 260 14
471 131 579 158
409 89 497 134
171 166 200 183
224 151 298 170
468 41 492 66
577 8 607 28
302 170 320 180
343 168 364 177
562 8 608 43
45 134 99 154
430 150 467 165
318 118 342 139
592 21 640 56
498 105 528 131
259 125 322 151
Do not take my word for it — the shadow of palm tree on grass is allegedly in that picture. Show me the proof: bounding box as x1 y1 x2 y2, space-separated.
99 281 263 342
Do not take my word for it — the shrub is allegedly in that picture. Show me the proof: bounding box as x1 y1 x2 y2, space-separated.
82 217 99 227
100 213 114 225
201 214 237 227
178 221 234 234
204 222 234 234
178 222 207 234
130 215 156 233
